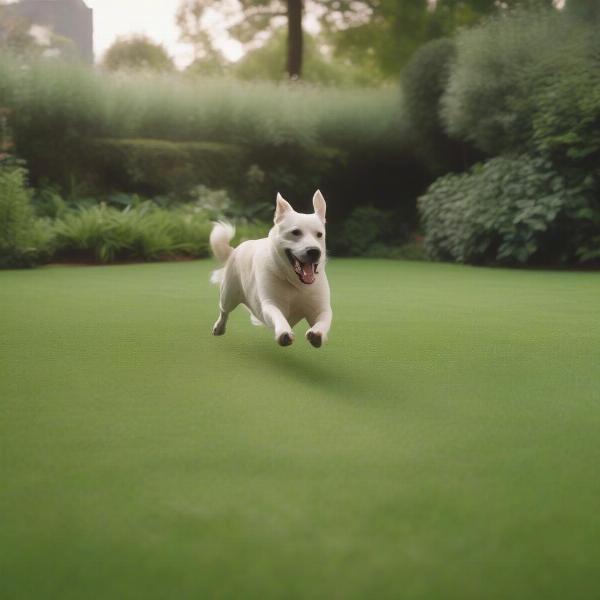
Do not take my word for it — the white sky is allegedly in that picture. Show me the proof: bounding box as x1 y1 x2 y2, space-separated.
85 0 243 67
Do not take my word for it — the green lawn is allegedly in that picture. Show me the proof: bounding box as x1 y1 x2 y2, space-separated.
1 259 599 599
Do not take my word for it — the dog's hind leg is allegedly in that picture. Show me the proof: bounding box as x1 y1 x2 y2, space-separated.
212 267 241 336
212 309 229 336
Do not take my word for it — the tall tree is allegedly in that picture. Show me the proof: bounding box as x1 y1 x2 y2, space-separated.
178 0 302 77
176 0 373 79
177 0 556 81
287 0 303 78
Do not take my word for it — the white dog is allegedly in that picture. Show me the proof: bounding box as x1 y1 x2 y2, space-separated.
209 190 332 348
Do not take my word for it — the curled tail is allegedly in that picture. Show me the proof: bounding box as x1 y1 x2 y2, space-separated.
209 221 235 285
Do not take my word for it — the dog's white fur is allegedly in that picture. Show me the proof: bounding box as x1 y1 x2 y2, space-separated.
210 190 332 347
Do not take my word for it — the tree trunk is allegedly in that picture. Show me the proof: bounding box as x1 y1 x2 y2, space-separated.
287 0 303 79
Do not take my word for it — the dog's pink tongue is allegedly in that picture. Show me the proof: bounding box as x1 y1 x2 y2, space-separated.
301 262 315 284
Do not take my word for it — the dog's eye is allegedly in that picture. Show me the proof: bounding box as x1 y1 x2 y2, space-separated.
316 232 323 238
291 229 302 236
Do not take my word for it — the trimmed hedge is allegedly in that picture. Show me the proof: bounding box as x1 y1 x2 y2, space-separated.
0 56 427 223
85 139 251 197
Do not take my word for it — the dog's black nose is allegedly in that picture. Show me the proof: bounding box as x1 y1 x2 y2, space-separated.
306 247 321 262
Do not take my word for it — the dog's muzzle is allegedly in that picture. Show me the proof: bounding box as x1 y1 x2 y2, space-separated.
285 249 320 285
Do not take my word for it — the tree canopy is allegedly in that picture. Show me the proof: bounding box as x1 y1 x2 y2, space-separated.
102 35 175 73
177 0 375 78
178 0 558 81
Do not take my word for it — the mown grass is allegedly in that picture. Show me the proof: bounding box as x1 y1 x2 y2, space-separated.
1 260 599 599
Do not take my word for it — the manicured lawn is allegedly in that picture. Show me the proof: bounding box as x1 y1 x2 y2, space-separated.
1 259 599 599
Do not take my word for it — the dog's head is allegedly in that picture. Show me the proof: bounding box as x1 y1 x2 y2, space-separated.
270 190 327 285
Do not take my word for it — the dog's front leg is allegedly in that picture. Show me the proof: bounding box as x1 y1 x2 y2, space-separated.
262 303 294 346
306 308 332 348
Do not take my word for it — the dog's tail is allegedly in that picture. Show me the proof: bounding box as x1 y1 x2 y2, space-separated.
209 221 235 285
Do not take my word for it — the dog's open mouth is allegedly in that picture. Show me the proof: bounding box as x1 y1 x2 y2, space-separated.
285 250 318 285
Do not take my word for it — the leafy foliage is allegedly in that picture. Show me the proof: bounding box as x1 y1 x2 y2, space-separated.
402 37 476 173
329 0 554 80
531 49 600 176
418 156 600 266
102 35 175 73
51 202 268 264
441 10 582 156
233 29 378 86
0 163 52 267
0 55 421 222
330 206 409 256
177 0 376 77
422 8 600 267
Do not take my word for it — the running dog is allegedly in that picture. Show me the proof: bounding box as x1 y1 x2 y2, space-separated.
209 190 332 348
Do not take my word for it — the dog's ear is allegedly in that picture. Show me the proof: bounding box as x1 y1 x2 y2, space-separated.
313 190 326 223
274 192 293 224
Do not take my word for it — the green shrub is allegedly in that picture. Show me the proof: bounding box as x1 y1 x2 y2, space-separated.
402 38 475 174
76 139 345 211
31 184 69 219
330 206 409 256
0 163 52 267
86 139 251 197
375 241 426 262
531 52 600 177
418 156 600 266
52 204 196 263
51 202 269 264
0 56 425 221
0 57 406 150
530 61 600 261
441 11 586 156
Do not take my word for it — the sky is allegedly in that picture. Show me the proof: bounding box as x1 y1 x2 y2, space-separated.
85 0 243 67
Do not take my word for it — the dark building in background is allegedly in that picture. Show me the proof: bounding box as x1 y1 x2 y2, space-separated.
9 0 93 63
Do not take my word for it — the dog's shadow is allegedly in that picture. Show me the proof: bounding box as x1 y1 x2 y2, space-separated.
233 341 370 404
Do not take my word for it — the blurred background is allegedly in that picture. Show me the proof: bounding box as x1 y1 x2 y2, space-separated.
0 0 598 268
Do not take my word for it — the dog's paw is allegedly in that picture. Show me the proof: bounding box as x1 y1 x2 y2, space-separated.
212 321 226 336
306 330 322 348
277 332 294 347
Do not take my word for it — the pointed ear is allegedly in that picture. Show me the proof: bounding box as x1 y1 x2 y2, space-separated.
274 192 293 224
313 189 326 223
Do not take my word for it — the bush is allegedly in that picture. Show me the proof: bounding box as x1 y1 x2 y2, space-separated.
330 206 409 256
402 38 475 174
51 202 269 264
0 57 407 151
418 156 600 266
531 50 600 178
0 163 52 267
441 11 585 156
86 139 251 197
0 56 427 222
